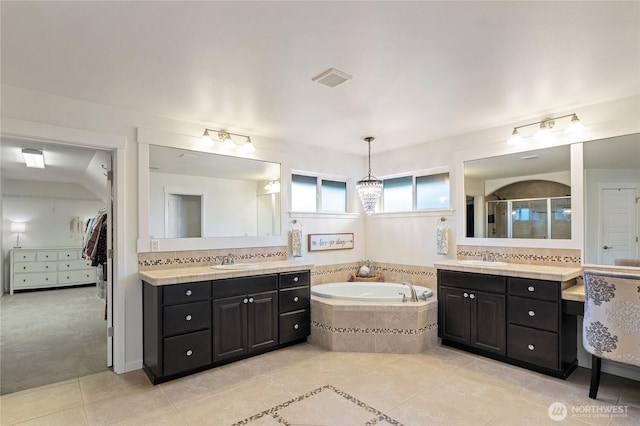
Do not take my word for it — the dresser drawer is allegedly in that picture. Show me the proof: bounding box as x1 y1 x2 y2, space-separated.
279 286 310 313
163 330 211 376
280 271 310 289
59 259 93 271
13 252 36 262
279 310 310 344
508 324 558 370
163 281 210 305
58 270 96 285
509 296 558 331
58 250 80 260
509 278 558 301
36 251 58 261
163 301 211 337
15 261 57 273
14 272 57 288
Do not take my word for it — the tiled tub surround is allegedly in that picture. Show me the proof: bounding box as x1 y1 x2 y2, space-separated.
457 245 581 266
311 261 437 289
309 295 438 354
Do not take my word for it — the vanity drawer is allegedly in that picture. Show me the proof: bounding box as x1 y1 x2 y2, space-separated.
280 271 310 289
163 281 210 305
509 278 558 301
279 286 310 313
508 324 558 370
438 270 506 293
163 301 211 336
279 310 310 344
163 330 211 376
509 296 558 331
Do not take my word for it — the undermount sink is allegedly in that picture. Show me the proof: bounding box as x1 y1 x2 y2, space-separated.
456 260 507 267
212 263 259 270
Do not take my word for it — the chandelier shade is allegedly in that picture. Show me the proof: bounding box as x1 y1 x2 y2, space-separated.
356 136 383 215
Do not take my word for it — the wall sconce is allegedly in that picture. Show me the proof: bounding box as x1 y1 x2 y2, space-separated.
22 148 45 168
201 128 256 153
11 222 26 247
508 113 583 144
264 180 281 193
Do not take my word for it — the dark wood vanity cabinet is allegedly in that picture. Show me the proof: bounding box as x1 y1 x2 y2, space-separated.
143 270 311 384
438 270 577 379
438 270 506 356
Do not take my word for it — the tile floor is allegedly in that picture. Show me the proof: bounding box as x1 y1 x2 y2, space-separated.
1 343 639 425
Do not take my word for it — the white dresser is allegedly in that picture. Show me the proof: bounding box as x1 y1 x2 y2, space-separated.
9 248 97 294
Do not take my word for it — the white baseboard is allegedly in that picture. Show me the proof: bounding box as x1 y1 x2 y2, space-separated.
123 360 143 374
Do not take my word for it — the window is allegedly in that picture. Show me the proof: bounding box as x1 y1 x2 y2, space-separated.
291 174 347 213
381 171 450 213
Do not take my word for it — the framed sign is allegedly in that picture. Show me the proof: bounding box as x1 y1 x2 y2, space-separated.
308 233 354 251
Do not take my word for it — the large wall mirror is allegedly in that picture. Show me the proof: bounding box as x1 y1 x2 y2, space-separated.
149 145 282 239
464 145 571 240
583 133 639 266
137 128 287 252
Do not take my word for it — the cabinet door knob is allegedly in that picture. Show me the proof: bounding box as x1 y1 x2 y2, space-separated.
469 294 475 299
463 292 469 298
67 264 70 267
528 310 535 317
185 315 192 321
186 349 193 356
527 286 535 292
293 324 299 330
249 297 254 303
293 276 299 282
293 296 299 302
243 298 249 304
527 344 535 351
185 290 192 296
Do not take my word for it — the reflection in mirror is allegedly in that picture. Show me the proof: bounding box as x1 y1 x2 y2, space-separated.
149 145 281 238
584 134 640 266
464 145 571 239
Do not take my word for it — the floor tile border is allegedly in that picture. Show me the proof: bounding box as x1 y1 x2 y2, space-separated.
230 384 403 426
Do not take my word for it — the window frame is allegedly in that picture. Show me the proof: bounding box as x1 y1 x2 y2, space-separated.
291 171 352 215
379 167 451 215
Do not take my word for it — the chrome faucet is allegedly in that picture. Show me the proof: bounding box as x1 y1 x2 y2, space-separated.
401 282 419 302
481 251 495 262
221 253 235 265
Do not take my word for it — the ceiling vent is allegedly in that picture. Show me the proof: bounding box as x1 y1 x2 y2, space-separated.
312 68 352 88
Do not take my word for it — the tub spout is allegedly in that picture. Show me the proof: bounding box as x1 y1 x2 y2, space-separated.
401 282 419 302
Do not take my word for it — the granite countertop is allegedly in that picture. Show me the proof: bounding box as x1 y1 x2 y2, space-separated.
434 259 583 282
140 260 314 286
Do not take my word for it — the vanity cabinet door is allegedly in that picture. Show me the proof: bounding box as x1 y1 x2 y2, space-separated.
469 291 506 356
212 295 248 362
439 286 470 345
247 290 278 352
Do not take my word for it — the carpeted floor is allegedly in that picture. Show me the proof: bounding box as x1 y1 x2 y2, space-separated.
0 285 108 395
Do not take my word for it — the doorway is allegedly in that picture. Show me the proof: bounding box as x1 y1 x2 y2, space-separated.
599 185 639 265
1 138 114 394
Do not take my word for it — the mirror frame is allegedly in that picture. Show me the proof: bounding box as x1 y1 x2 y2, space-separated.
137 127 288 253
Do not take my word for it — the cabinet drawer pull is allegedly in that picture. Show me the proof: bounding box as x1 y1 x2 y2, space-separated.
293 276 299 282
186 349 193 356
243 298 249 304
23 267 26 270
527 344 535 351
293 324 299 330
249 297 254 303
463 292 469 298
528 310 535 317
469 294 475 299
527 285 535 292
46 266 49 269
185 315 192 321
185 290 192 296
293 296 299 302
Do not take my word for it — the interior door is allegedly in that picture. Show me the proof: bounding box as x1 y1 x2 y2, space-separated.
106 153 114 367
599 186 638 265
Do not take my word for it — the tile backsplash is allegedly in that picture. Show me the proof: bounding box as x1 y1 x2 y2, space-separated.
456 245 581 266
138 246 287 271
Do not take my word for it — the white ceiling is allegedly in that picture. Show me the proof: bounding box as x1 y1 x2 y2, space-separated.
2 1 639 156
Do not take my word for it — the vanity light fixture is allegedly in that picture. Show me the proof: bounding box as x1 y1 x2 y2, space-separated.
201 128 256 153
356 136 383 216
264 180 281 193
507 113 583 144
22 148 45 168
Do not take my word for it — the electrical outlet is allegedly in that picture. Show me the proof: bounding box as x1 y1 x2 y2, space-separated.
151 240 159 252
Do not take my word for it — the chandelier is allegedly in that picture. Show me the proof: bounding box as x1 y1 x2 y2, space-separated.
356 137 383 215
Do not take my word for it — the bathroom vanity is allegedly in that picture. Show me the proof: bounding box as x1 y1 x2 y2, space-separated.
140 261 312 384
435 260 582 379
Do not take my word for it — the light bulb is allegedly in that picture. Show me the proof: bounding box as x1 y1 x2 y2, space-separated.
201 129 212 144
508 128 523 144
566 114 584 132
